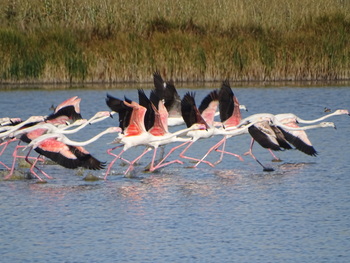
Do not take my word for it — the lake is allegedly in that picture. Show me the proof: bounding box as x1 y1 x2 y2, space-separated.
0 83 350 262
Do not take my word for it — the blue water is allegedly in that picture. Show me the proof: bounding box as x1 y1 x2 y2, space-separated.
1 84 350 262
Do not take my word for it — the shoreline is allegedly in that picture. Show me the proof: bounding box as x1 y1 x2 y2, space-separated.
1 79 350 90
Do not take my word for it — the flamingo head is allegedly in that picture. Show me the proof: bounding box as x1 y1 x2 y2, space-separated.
320 122 337 129
333 109 350 116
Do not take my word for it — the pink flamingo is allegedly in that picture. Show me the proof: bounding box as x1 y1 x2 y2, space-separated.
242 109 350 168
24 127 121 180
272 110 349 156
104 94 151 178
163 91 220 167
5 96 84 180
0 116 45 171
194 80 245 166
133 89 206 172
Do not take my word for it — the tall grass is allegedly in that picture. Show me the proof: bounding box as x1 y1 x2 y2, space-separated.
0 0 349 83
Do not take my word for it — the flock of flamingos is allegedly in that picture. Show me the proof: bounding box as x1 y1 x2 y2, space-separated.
1 72 349 181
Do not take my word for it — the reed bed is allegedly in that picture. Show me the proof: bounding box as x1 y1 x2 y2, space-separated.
0 0 349 83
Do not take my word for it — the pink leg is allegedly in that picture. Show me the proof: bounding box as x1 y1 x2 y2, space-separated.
268 149 281 161
5 143 51 180
193 137 228 167
215 148 244 161
149 147 183 172
125 147 152 174
26 151 53 180
0 138 18 170
28 155 45 181
105 145 131 179
5 142 24 179
152 141 190 169
243 139 274 171
179 142 215 168
214 137 244 163
243 138 255 157
214 137 227 165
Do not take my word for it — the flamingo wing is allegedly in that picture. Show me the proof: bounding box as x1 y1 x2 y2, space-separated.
181 92 209 129
153 71 165 97
106 94 133 131
35 139 105 170
271 126 293 150
163 79 181 116
218 80 235 123
138 89 155 131
199 90 219 125
248 123 282 151
278 128 318 156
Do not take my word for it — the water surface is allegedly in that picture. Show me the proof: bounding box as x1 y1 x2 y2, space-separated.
0 84 350 262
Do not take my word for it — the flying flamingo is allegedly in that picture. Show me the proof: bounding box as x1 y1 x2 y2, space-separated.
24 126 121 181
1 117 21 126
194 80 246 167
45 96 83 125
104 94 151 178
272 109 349 156
242 109 350 168
161 91 221 167
275 109 349 125
238 112 339 171
0 116 46 171
131 89 207 172
5 96 84 180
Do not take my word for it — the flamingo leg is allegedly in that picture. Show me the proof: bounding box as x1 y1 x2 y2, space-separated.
105 145 131 179
214 137 244 163
179 141 215 168
268 149 281 162
5 143 51 180
28 154 47 181
193 136 233 167
25 150 53 180
214 136 227 165
0 139 17 170
5 142 24 179
243 138 274 172
215 148 244 161
125 147 152 174
149 147 183 172
147 142 188 171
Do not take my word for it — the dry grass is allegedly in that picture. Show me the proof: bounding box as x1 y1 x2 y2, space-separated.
0 0 349 83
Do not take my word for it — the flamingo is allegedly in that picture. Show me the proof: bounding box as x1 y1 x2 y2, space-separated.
194 80 245 166
45 96 83 125
163 91 220 167
134 89 207 172
238 112 339 171
17 111 114 180
275 109 349 125
5 96 84 180
10 111 114 138
243 109 350 167
0 116 46 171
104 94 151 178
1 117 21 126
273 111 348 157
23 127 121 180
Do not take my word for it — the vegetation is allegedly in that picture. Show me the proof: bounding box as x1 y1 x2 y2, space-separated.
0 0 350 83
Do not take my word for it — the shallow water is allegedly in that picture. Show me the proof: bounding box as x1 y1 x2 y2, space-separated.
1 84 350 262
